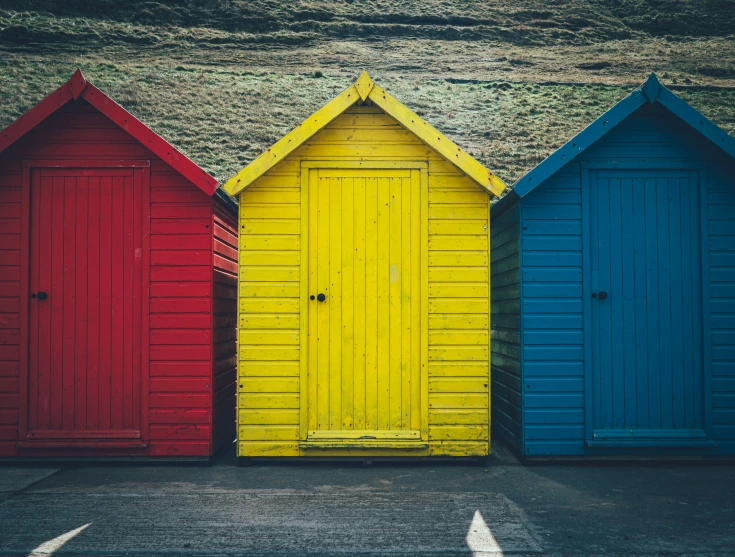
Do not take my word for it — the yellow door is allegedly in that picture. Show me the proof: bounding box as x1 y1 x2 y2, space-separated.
305 167 424 446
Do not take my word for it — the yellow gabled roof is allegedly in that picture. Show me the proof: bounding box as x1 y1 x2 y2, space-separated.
223 71 506 197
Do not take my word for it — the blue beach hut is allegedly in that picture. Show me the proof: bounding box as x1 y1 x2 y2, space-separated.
491 74 735 458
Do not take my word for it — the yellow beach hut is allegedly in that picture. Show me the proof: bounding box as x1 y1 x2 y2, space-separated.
223 71 505 461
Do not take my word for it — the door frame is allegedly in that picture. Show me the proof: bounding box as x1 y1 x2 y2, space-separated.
18 160 151 448
298 160 429 445
580 161 712 448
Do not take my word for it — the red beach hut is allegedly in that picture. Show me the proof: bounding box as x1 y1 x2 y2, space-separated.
0 70 237 459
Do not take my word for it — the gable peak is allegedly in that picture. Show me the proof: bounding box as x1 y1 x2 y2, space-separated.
641 72 663 104
353 70 374 101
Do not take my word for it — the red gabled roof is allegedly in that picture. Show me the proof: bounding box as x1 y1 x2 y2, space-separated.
0 69 218 195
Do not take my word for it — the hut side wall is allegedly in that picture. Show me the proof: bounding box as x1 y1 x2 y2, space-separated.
490 200 522 452
211 203 238 454
0 99 229 457
0 150 20 455
708 160 735 455
516 102 735 456
237 104 491 457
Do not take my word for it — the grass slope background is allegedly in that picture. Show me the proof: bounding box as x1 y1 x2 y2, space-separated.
1 0 735 186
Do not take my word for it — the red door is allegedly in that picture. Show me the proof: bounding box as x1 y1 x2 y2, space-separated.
22 164 149 447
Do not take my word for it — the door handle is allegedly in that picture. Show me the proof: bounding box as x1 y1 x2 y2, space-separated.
317 293 326 302
598 291 608 300
31 292 48 301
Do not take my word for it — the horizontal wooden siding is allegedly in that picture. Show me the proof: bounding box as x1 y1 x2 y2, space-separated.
238 104 490 457
489 200 522 453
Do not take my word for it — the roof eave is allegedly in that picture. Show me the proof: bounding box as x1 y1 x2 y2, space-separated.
223 71 506 198
512 88 647 198
0 69 218 196
367 83 505 197
512 72 735 199
222 81 364 196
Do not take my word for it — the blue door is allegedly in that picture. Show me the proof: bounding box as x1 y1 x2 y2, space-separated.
586 168 710 448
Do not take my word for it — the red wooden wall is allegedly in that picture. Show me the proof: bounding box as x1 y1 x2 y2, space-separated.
0 99 237 458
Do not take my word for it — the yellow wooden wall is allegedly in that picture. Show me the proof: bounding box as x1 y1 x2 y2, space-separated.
238 104 490 457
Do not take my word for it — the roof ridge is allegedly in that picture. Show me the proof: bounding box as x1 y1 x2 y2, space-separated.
0 70 219 196
223 70 505 197
510 72 735 199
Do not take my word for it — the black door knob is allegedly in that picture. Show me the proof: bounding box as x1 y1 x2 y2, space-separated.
310 295 316 300
317 293 326 302
598 291 608 300
37 292 48 301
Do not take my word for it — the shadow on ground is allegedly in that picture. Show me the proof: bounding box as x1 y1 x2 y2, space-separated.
0 441 733 556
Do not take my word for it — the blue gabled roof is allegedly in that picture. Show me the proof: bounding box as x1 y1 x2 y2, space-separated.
511 73 735 199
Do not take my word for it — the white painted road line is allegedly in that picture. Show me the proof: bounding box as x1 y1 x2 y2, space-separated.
27 523 90 557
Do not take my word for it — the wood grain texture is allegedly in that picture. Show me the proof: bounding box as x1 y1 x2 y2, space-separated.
0 95 236 458
236 104 490 457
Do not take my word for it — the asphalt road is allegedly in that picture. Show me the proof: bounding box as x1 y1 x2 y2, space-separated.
1 442 733 556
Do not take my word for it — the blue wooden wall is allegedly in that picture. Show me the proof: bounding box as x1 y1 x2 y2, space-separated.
490 201 522 452
491 102 735 457
709 152 735 451
520 167 585 456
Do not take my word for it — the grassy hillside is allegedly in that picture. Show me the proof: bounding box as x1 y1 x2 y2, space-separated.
1 1 734 186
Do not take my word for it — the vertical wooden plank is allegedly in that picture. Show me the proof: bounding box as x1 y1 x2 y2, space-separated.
38 174 53 431
679 174 694 428
87 177 100 431
18 164 31 440
609 177 624 429
389 176 402 430
303 168 315 436
620 177 636 429
377 176 390 430
597 176 612 429
50 176 65 430
316 175 330 431
657 177 673 429
679 175 694 428
132 171 143 431
328 176 342 430
353 177 366 431
486 189 492 446
341 177 354 430
74 177 89 432
410 170 421 431
110 176 124 430
139 168 151 443
590 174 601 430
692 171 705 429
122 175 134 429
668 176 685 429
62 176 76 431
645 176 661 429
582 168 594 441
98 177 112 431
420 168 429 440
28 171 41 432
679 176 702 428
632 177 649 429
365 176 378 431
400 175 411 430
